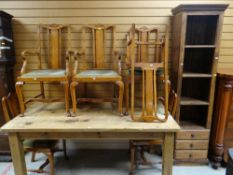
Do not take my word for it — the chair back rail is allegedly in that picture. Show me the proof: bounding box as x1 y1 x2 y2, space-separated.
39 24 71 69
81 25 117 70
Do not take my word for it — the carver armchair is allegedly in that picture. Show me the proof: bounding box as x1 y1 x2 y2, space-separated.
70 24 124 116
16 24 71 115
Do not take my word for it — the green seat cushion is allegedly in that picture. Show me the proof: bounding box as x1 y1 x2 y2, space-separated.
76 70 119 78
23 139 57 149
21 69 66 78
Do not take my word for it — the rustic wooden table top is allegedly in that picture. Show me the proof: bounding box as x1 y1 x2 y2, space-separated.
1 102 180 133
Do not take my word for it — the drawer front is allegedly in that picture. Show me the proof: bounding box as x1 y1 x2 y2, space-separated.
176 140 208 150
176 130 210 140
175 150 208 160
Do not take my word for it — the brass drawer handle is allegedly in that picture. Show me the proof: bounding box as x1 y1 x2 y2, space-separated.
190 143 193 148
191 133 195 138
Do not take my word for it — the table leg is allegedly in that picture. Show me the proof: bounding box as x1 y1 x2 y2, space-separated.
162 133 174 175
8 133 27 175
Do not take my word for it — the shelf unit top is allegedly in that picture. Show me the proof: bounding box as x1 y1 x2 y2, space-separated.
0 11 13 18
172 4 229 15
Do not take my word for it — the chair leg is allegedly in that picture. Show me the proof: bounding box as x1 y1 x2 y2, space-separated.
62 140 68 160
130 141 136 175
125 80 129 115
47 152 55 175
31 151 36 162
70 81 78 114
40 81 45 99
38 158 50 173
140 146 150 165
16 81 25 114
115 80 124 116
62 81 70 114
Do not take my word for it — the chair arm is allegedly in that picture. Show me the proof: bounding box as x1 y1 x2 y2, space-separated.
20 50 40 75
76 47 85 57
65 49 78 76
66 48 85 76
114 50 123 75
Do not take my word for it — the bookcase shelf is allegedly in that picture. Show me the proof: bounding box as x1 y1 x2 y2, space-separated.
182 73 212 78
180 97 209 106
185 45 216 48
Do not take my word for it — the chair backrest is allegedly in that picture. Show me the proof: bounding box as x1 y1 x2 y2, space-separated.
81 24 116 69
126 24 166 66
38 24 71 69
2 92 20 122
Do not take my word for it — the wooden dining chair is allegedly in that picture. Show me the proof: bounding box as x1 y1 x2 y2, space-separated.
125 24 169 122
129 85 178 174
16 24 71 115
70 24 124 116
2 92 68 175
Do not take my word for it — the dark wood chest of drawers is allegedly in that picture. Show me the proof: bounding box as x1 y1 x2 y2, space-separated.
210 68 233 168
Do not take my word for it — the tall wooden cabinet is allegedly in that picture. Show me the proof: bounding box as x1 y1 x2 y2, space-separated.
0 11 15 156
171 4 228 163
210 69 233 168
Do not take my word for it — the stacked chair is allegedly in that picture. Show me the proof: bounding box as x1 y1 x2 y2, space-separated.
69 24 124 116
125 24 169 122
129 83 177 174
15 24 71 115
2 92 68 175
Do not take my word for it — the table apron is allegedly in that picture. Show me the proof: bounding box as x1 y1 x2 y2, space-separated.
18 132 165 140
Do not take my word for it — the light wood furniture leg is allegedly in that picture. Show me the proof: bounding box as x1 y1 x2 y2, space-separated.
8 133 27 175
62 81 70 114
70 81 78 114
125 79 129 115
162 133 174 175
115 80 124 116
15 81 25 114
